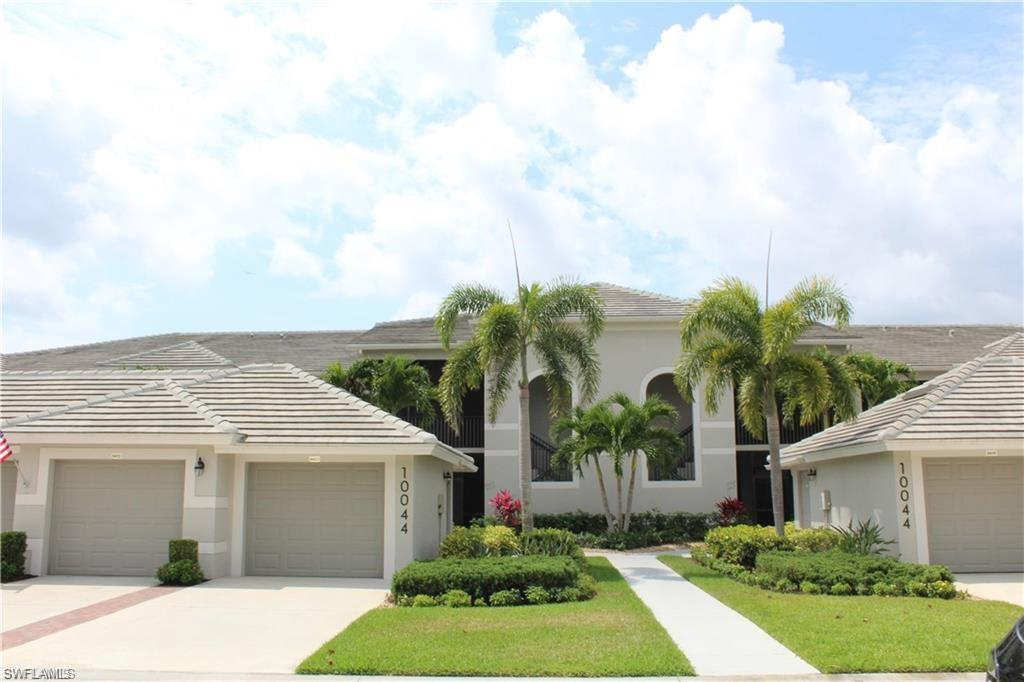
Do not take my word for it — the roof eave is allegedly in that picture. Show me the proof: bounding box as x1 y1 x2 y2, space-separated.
4 431 242 446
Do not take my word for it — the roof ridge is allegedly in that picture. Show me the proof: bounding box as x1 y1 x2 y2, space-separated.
590 281 690 304
981 331 1024 354
279 363 437 443
0 368 214 377
97 340 234 368
161 377 243 436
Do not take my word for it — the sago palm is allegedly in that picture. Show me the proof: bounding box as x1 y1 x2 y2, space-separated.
552 393 682 532
675 276 857 536
436 278 605 531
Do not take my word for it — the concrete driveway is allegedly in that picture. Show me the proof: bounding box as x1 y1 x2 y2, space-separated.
2 575 387 674
955 573 1024 606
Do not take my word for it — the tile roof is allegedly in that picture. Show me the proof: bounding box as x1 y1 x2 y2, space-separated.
845 324 1023 371
97 340 234 368
352 316 471 347
588 282 689 317
2 364 459 449
782 332 1024 462
1 331 363 373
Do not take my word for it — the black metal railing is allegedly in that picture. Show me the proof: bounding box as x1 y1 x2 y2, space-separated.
648 426 696 481
734 410 828 446
531 434 573 482
402 412 485 450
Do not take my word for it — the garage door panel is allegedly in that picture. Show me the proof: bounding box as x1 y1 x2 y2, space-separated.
49 461 185 576
246 463 384 578
925 457 1024 573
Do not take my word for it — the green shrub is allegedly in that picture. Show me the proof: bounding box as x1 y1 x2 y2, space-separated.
482 525 520 556
535 510 717 542
786 524 840 553
705 525 789 568
830 582 853 596
907 581 929 597
928 580 957 600
155 559 204 585
521 528 585 568
855 583 872 596
412 594 438 607
440 527 486 559
1 531 27 582
489 589 522 606
441 589 472 607
525 585 551 604
800 581 822 595
754 550 954 598
872 582 896 597
168 539 198 563
833 518 897 555
775 579 798 593
391 556 579 600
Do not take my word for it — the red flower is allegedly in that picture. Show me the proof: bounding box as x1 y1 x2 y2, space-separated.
489 489 523 527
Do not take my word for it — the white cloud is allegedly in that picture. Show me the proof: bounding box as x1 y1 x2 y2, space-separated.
2 3 1021 352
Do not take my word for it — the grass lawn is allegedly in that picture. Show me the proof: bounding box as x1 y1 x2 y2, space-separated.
661 555 1022 673
298 556 693 676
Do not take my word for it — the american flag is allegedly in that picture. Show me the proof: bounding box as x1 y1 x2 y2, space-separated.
0 431 12 463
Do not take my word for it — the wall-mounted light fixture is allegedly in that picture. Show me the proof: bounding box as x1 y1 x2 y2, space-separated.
807 468 817 481
194 456 206 476
443 471 452 480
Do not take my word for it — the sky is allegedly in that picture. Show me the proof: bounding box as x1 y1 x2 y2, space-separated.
3 2 1022 353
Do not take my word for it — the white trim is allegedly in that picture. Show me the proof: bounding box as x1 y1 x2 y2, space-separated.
484 423 517 431
702 422 735 430
533 480 579 490
702 447 737 455
911 452 930 564
486 449 519 458
186 496 229 509
198 541 228 554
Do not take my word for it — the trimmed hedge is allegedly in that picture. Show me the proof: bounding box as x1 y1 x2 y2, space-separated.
703 523 841 568
1 531 27 582
392 556 580 600
156 559 204 585
755 550 957 598
535 510 717 542
169 539 199 563
440 526 521 559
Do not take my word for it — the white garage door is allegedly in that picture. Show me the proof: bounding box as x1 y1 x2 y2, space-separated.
49 461 184 576
924 457 1024 573
245 463 384 578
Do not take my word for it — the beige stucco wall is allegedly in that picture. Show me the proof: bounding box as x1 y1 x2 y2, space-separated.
485 322 739 515
412 455 452 560
1 461 18 532
793 451 902 556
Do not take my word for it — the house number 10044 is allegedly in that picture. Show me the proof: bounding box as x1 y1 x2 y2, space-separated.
897 462 911 529
399 466 410 534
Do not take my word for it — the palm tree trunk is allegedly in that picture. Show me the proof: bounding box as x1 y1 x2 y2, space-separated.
623 454 639 532
615 471 624 532
593 459 616 532
519 348 534 532
764 386 786 537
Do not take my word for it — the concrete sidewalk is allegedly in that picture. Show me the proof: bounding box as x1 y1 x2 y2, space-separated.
604 553 818 677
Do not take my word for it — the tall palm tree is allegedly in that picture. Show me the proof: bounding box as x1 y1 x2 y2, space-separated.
675 276 857 536
321 356 436 425
553 393 682 532
436 278 605 531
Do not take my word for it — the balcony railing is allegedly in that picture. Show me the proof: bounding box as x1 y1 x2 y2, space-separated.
734 412 828 446
531 434 573 482
648 426 695 481
406 413 485 450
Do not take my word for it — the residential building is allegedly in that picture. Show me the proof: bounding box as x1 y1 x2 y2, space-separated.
1 282 1018 577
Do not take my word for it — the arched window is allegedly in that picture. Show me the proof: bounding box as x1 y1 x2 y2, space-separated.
529 376 573 482
644 374 695 481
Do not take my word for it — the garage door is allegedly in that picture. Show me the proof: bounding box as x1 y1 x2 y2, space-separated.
246 463 384 578
924 457 1024 572
49 461 184 576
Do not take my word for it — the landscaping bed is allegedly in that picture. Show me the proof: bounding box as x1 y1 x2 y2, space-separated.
661 555 1021 673
297 556 693 676
534 510 717 550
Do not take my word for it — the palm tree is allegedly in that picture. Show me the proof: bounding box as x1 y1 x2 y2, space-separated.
552 393 682 532
321 356 436 425
436 278 605 531
675 276 857 536
842 352 916 408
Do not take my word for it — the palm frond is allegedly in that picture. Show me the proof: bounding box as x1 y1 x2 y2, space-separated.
437 338 484 430
783 275 852 329
534 277 606 341
534 322 601 406
737 375 766 440
435 283 505 348
679 277 762 351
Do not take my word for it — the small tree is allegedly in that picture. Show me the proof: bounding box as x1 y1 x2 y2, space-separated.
553 393 682 532
321 356 436 425
676 276 857 537
842 352 917 408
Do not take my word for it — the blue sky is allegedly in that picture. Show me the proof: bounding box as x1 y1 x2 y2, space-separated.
3 2 1021 352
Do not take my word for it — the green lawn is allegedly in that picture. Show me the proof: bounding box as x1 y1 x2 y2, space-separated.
298 557 693 676
661 555 1022 673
